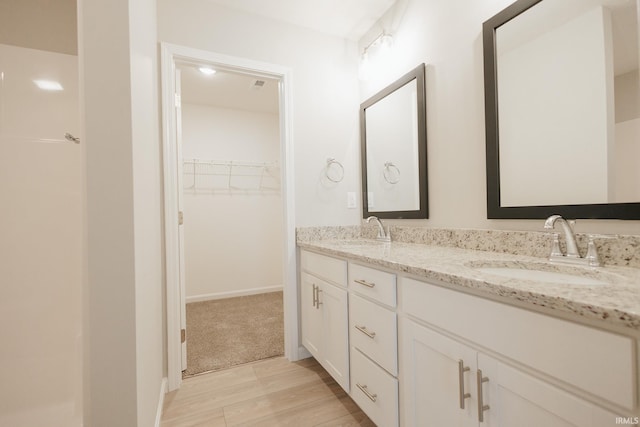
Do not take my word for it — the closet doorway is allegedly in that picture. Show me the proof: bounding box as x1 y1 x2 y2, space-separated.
161 44 298 391
179 63 284 377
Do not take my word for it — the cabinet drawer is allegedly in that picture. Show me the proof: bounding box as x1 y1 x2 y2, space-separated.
350 293 398 376
349 262 396 307
401 277 636 410
350 348 399 427
301 250 347 286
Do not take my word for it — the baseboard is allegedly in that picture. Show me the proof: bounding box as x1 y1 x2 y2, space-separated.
298 346 312 360
155 377 168 427
186 285 283 303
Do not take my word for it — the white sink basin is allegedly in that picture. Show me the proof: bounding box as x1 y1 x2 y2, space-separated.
468 261 617 286
338 239 389 248
475 267 608 286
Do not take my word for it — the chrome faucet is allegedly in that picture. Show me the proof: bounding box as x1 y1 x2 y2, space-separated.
544 215 580 258
543 215 600 267
366 216 391 242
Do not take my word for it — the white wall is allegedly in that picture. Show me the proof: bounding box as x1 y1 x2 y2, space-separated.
614 118 640 202
0 44 82 427
613 69 640 202
615 70 640 122
157 1 640 233
80 0 164 425
129 0 165 425
182 103 283 299
358 0 640 235
158 0 362 227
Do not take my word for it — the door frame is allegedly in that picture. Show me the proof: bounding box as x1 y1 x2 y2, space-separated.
160 42 299 391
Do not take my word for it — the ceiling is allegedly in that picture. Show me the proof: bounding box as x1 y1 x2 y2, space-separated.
0 0 77 55
206 0 397 40
166 0 401 114
179 63 280 113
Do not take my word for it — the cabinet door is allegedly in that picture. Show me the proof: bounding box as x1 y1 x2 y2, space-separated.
478 353 620 427
300 273 322 360
400 318 477 427
319 280 350 392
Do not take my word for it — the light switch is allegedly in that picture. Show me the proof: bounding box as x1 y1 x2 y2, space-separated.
347 192 357 209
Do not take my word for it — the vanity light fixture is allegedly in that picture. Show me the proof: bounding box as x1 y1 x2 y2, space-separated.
198 66 216 76
359 32 393 80
33 79 63 91
362 32 394 59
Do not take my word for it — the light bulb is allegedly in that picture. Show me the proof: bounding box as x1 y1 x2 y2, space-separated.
198 67 216 76
33 80 63 91
380 34 394 49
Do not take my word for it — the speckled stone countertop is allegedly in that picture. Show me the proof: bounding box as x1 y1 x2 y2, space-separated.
298 238 640 332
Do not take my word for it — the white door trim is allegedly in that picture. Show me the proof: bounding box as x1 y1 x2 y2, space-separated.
160 42 298 392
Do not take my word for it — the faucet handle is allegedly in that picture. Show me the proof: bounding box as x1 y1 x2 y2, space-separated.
549 233 563 258
584 234 616 267
585 235 601 267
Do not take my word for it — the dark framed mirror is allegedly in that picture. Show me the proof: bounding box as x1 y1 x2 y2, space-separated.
484 0 640 219
361 63 428 219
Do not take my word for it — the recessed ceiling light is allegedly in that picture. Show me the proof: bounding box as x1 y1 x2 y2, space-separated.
33 80 63 91
198 67 216 76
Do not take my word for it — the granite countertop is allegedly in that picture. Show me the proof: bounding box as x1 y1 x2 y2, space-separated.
298 238 640 332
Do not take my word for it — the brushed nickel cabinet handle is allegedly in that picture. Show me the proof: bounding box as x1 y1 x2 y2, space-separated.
312 284 317 308
458 360 471 409
477 369 490 422
356 383 377 402
354 279 375 288
316 288 322 308
355 325 376 339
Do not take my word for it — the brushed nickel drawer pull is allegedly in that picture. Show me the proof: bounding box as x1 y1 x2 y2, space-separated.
356 383 377 402
458 360 471 409
477 369 490 422
355 325 376 339
354 279 375 288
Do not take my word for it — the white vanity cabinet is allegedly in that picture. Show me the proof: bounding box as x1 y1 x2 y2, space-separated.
401 318 619 427
400 277 630 427
400 318 478 427
300 251 350 392
299 245 638 427
348 262 399 427
478 353 619 427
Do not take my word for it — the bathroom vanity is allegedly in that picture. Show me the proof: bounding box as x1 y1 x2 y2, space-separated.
298 236 640 427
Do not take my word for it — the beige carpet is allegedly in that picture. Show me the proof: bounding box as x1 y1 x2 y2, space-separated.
183 291 284 377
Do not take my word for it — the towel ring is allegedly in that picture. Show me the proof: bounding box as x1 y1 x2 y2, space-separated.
325 158 344 183
383 162 400 184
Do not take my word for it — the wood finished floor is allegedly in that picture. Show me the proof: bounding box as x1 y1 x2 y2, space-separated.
161 356 375 427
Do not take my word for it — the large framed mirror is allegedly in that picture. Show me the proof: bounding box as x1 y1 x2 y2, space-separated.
361 64 428 219
484 0 640 219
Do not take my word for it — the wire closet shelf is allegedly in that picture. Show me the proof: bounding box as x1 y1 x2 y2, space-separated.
183 159 281 193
